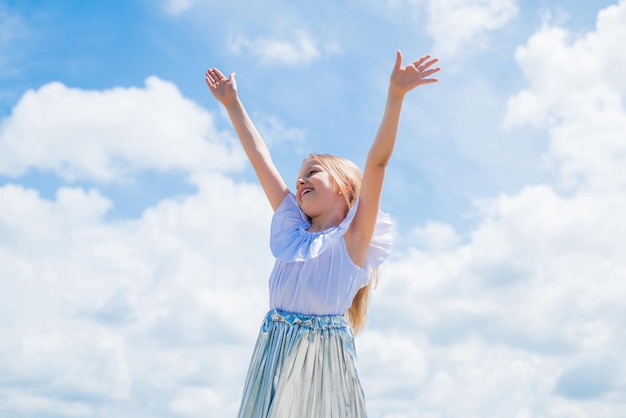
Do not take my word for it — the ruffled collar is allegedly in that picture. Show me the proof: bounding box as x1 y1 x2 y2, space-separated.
270 193 392 269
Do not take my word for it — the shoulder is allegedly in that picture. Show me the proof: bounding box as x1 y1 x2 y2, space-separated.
345 205 393 269
272 193 306 229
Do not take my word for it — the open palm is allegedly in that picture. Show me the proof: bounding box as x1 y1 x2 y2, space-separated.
389 51 440 96
205 68 237 107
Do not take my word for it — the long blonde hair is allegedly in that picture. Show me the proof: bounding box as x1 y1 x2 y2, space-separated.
308 153 380 334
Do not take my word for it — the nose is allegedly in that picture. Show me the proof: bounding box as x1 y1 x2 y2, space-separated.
296 178 305 189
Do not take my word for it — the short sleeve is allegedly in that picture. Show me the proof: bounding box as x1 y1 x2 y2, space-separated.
366 210 392 269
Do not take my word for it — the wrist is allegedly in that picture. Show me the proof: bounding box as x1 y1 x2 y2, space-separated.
223 96 242 112
387 87 405 101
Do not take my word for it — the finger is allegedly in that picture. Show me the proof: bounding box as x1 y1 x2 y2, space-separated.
228 72 237 82
212 68 227 80
205 72 215 88
412 54 431 68
420 69 440 82
423 66 441 76
206 69 218 85
420 58 439 69
394 50 403 70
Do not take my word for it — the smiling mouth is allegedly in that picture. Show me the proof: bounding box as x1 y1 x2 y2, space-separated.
300 188 312 198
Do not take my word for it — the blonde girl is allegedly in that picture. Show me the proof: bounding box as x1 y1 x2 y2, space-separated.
206 51 439 418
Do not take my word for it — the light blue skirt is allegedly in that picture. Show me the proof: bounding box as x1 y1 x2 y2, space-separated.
237 309 367 418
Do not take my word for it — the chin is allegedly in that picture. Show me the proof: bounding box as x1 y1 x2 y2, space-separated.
298 202 316 219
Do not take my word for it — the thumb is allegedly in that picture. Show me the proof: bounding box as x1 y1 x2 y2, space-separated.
228 72 237 82
394 50 403 70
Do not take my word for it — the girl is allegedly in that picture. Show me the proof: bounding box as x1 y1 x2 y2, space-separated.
206 50 439 418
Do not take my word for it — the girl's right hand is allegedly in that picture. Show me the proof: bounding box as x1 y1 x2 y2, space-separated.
205 68 238 107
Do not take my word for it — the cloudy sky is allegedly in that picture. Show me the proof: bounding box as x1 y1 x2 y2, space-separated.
1 0 625 416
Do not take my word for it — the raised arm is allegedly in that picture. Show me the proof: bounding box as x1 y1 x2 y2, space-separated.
206 69 289 211
345 51 440 267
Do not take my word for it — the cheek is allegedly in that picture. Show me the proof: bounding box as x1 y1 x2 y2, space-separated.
328 179 341 193
320 174 334 188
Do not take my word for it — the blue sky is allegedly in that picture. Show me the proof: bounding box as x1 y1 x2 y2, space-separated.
1 0 625 417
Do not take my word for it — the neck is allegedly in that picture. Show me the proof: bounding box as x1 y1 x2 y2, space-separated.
307 207 347 232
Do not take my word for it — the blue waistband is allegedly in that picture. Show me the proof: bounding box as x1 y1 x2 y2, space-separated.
264 309 349 331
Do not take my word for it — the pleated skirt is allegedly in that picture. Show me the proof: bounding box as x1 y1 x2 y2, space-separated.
237 309 367 418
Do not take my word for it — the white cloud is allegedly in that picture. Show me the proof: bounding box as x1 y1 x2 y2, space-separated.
504 0 626 191
0 76 244 182
367 184 626 414
228 30 340 66
425 0 518 55
0 77 273 416
169 387 221 415
0 173 274 417
361 1 626 416
410 221 462 252
2 2 626 416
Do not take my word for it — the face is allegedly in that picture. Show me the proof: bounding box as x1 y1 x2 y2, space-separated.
295 159 344 217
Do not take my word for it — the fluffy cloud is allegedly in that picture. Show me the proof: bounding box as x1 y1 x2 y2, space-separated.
0 173 274 417
425 0 518 55
0 74 272 416
227 30 341 66
361 0 517 56
2 2 626 417
360 1 626 416
505 0 626 190
0 77 243 182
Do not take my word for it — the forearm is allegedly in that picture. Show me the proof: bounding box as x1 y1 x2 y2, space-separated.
206 68 288 209
367 90 405 167
223 97 288 210
225 98 272 165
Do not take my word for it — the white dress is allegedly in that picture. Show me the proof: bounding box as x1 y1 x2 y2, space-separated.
237 193 392 418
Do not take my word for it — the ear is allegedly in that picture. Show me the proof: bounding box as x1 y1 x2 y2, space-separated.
346 182 356 202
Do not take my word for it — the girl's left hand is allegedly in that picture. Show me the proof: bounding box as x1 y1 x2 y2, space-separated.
389 51 440 97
